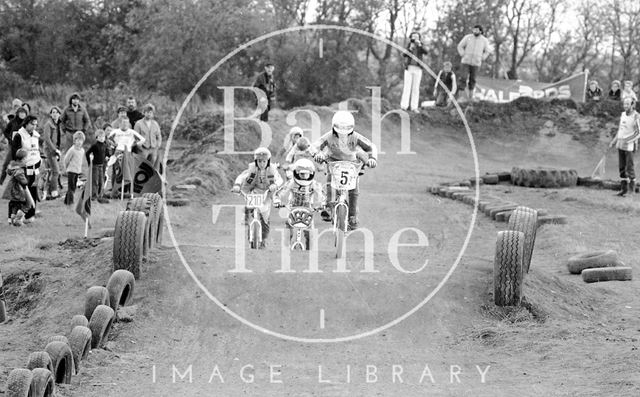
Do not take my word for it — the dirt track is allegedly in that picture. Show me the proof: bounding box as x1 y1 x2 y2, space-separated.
1 108 639 396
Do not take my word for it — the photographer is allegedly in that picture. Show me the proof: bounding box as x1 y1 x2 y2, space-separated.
400 31 428 113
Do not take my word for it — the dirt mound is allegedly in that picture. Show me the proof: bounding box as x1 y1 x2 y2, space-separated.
58 237 103 250
2 271 46 318
423 96 621 144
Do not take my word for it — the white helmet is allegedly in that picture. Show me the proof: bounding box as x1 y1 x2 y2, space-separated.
332 111 354 136
293 158 315 186
289 126 304 139
253 147 271 161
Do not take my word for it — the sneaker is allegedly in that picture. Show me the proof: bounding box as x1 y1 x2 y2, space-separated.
320 209 332 222
259 241 266 249
8 217 12 225
97 197 110 204
51 190 59 198
348 216 359 231
13 210 25 226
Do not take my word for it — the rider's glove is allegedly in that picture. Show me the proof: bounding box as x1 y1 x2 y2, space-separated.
314 152 326 163
268 184 278 192
367 158 377 168
231 185 240 193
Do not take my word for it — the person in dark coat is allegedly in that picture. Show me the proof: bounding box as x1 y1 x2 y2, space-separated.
253 62 276 122
60 92 92 155
0 107 28 185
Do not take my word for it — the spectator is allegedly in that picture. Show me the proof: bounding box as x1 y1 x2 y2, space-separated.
107 119 145 197
41 106 63 199
253 62 276 122
608 80 621 101
400 31 428 113
6 149 34 226
0 106 28 184
134 103 162 169
609 97 640 197
586 80 603 101
85 129 109 203
433 61 458 107
622 80 637 102
11 115 41 214
63 131 86 205
2 98 22 126
457 24 491 102
126 97 144 130
111 106 128 131
21 102 31 115
60 93 91 155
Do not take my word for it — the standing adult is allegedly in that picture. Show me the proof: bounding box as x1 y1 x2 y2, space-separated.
111 106 129 130
253 62 276 122
609 97 640 196
0 107 28 184
12 115 41 213
126 97 144 130
60 92 92 155
400 31 428 113
41 106 63 199
457 25 491 101
134 103 162 169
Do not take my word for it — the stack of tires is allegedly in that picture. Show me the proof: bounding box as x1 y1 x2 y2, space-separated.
567 251 633 283
113 193 164 279
4 269 136 396
493 206 538 306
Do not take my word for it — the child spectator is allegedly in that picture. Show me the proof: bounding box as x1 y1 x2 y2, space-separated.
608 80 621 101
622 80 637 102
63 131 86 205
586 80 603 101
86 129 109 203
6 149 35 226
107 119 145 197
609 97 640 196
433 61 458 107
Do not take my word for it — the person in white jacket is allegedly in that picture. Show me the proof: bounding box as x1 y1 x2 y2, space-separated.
457 25 491 101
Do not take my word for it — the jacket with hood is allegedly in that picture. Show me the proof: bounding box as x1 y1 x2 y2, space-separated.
60 93 92 133
7 159 28 202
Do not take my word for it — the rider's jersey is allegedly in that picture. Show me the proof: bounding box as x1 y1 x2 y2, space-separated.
276 179 325 208
285 146 314 164
235 162 283 193
312 130 378 161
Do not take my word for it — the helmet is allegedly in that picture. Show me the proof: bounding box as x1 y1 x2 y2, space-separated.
289 126 304 139
293 158 315 186
332 111 354 136
254 147 271 161
296 137 310 151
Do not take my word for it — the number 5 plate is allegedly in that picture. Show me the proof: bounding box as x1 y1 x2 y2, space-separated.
330 162 358 190
246 193 264 209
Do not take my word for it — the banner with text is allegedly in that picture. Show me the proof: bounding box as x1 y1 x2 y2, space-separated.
473 72 587 103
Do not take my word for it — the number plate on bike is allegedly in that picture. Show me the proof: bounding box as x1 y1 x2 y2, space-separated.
329 162 359 190
246 193 264 209
289 207 313 228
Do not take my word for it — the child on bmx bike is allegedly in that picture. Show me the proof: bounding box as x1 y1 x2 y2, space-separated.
232 147 283 249
273 158 325 250
312 110 378 230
